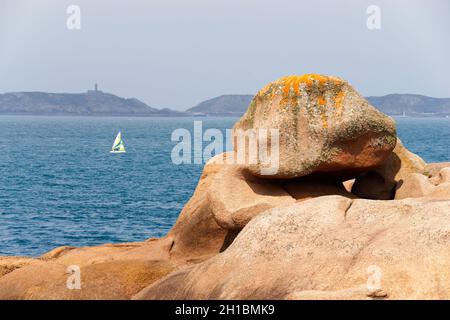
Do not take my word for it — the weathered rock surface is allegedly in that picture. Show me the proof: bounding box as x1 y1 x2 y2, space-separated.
0 241 184 299
233 74 397 179
0 258 178 300
352 138 426 199
134 196 450 300
208 161 296 230
207 153 359 230
426 162 450 181
394 173 435 199
395 167 450 200
431 167 450 185
166 152 249 259
0 257 37 278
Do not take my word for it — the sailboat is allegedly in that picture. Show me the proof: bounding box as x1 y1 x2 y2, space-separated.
110 131 126 153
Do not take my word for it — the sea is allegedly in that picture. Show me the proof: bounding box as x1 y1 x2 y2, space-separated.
0 116 449 256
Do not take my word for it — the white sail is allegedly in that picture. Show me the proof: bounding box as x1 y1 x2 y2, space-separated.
110 131 126 153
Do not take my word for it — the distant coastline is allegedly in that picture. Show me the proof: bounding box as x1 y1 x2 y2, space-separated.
1 90 450 117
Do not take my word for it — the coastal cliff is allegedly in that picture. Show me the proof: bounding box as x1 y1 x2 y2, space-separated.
1 74 450 300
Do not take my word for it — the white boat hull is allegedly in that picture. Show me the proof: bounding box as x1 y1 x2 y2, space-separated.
110 151 126 153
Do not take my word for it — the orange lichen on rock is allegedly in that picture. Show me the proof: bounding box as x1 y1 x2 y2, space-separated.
282 76 302 97
279 74 341 97
334 91 345 109
318 96 326 105
285 74 340 86
254 74 347 127
257 74 344 100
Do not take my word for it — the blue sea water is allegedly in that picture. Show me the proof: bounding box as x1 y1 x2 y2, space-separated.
0 116 449 256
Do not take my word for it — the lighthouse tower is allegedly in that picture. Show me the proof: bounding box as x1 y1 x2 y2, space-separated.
88 83 101 94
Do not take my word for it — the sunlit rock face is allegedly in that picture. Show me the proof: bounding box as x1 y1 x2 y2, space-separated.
233 74 397 179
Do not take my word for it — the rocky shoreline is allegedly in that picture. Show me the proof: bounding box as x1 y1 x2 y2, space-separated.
1 75 449 300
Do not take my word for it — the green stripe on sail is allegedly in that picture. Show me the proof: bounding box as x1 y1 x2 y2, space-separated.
111 132 126 152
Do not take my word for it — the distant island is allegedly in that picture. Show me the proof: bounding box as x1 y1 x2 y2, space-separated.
0 85 187 117
1 85 449 117
186 95 254 116
366 94 450 117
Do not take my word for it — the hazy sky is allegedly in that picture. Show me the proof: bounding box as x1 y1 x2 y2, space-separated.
1 0 449 110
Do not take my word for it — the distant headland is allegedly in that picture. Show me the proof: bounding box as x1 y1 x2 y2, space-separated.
0 84 449 117
0 84 187 117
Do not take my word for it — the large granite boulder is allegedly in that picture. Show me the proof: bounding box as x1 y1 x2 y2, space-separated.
233 74 397 179
134 196 450 300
